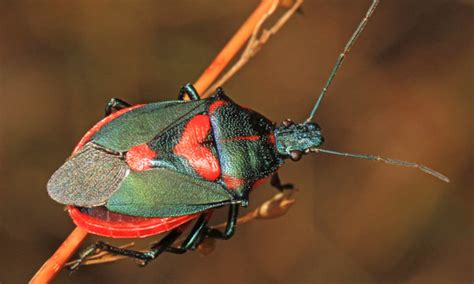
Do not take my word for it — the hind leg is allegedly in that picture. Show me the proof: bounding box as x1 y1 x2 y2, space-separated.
69 226 183 270
163 204 239 256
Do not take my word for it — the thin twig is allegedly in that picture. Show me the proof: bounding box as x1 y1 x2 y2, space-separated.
203 0 304 97
193 0 279 96
30 227 89 283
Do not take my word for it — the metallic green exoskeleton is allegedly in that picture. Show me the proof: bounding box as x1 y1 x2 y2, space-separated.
48 84 321 268
48 88 312 219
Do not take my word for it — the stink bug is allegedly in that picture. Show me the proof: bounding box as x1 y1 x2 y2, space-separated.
47 0 448 269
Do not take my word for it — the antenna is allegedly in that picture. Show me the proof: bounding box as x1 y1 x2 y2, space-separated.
306 0 380 122
309 148 450 183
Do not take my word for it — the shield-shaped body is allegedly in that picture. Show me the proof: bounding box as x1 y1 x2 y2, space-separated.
48 93 283 237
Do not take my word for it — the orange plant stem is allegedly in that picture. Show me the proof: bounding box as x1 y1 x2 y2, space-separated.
194 0 276 95
30 1 278 282
30 227 88 283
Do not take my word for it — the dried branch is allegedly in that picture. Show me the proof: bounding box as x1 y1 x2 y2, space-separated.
203 0 304 98
30 227 89 283
193 0 280 95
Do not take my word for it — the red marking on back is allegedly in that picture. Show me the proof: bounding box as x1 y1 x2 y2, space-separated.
68 205 200 238
267 133 276 145
72 104 144 155
126 144 156 171
174 115 221 181
208 100 226 114
223 175 245 190
221 135 260 143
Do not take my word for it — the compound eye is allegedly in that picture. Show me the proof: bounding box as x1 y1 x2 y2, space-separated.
290 150 303 161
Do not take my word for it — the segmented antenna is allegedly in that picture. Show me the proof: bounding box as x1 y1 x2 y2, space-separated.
306 0 380 122
309 148 450 183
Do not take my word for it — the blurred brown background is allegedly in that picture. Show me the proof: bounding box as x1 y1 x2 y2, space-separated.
0 0 472 283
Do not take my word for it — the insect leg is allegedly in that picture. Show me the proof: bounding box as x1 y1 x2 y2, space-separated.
215 87 226 97
178 83 201 101
164 212 211 254
69 228 183 270
203 204 239 240
270 173 295 191
165 206 240 255
69 242 150 271
105 98 132 116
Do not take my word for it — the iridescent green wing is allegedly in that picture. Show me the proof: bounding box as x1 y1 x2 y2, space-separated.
92 99 209 152
106 168 236 217
47 99 211 207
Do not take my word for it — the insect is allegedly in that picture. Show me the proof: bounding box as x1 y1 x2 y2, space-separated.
47 0 448 269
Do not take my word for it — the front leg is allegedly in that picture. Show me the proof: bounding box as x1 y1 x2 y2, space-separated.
177 83 200 101
270 173 294 191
